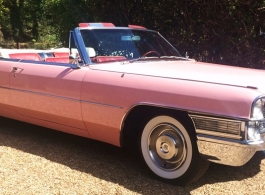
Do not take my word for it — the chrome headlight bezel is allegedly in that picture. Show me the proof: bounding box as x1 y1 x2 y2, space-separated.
250 98 265 120
247 97 265 142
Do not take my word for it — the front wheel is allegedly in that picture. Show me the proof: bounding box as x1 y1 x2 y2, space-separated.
140 115 209 184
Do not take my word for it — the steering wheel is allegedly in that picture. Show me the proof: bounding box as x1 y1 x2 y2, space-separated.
141 50 160 58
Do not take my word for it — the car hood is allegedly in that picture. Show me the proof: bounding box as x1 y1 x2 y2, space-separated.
90 60 265 92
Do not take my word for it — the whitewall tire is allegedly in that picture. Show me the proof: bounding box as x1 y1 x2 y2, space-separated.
140 115 207 183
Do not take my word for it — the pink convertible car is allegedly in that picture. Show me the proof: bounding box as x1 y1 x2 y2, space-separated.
0 23 265 184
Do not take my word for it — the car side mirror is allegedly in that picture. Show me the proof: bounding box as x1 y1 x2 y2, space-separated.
69 53 81 68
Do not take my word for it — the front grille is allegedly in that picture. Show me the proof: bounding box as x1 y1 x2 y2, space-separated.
190 115 242 136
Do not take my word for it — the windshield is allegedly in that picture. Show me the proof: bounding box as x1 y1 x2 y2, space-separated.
80 29 181 63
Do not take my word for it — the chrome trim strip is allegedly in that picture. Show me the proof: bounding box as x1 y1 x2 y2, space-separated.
80 100 123 109
12 87 80 102
19 60 77 69
196 129 242 140
7 87 123 109
0 86 10 90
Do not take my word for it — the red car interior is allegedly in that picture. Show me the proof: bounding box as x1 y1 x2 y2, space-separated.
46 57 69 63
9 53 41 61
53 52 69 57
92 56 127 63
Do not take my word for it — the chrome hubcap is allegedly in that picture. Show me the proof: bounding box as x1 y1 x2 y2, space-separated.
148 124 187 171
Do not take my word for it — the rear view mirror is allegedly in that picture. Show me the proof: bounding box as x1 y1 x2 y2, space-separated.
86 47 96 57
121 36 141 41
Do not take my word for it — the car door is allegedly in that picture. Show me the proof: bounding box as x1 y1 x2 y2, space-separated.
9 61 87 130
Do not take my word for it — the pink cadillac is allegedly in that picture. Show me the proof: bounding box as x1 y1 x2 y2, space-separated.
0 23 265 184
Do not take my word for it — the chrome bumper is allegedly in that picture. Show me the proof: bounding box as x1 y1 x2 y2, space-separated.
197 134 265 166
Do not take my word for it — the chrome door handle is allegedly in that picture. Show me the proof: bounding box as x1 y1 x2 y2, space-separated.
12 67 24 72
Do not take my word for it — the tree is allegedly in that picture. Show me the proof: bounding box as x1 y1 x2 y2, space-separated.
1 0 265 68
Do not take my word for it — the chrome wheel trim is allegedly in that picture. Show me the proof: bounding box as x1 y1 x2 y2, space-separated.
148 124 187 171
141 116 193 179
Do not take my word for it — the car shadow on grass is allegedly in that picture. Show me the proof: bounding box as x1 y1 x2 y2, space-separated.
0 116 264 195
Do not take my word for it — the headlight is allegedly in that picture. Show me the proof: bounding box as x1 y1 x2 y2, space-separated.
251 99 264 120
247 121 263 141
247 97 265 142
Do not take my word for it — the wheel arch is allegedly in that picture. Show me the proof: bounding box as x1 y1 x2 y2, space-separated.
120 104 196 149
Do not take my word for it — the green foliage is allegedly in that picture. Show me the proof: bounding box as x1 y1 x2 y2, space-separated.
89 0 265 68
45 0 93 45
1 0 265 68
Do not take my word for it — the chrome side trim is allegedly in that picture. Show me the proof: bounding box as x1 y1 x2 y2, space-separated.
8 87 123 109
18 60 77 69
80 100 123 109
0 86 9 90
11 87 80 103
189 114 244 139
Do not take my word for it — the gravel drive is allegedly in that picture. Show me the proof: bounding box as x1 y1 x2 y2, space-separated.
0 116 264 195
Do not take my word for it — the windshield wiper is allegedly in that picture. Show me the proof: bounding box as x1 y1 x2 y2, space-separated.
160 56 189 60
128 57 159 63
129 56 189 63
